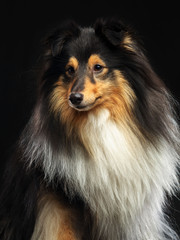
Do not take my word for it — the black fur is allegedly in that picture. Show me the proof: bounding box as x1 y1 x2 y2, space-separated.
0 148 41 240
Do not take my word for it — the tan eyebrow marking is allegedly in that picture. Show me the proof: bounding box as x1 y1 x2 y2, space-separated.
88 54 107 69
66 57 79 70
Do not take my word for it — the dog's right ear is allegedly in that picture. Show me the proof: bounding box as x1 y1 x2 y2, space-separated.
44 20 80 57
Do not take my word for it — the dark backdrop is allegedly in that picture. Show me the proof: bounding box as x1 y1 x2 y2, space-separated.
0 0 179 234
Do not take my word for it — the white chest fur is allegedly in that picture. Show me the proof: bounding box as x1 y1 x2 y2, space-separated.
28 109 178 240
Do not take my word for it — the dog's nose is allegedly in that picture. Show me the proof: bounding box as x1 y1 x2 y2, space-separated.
69 93 84 105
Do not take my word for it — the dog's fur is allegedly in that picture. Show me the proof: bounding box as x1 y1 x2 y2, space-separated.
0 18 179 240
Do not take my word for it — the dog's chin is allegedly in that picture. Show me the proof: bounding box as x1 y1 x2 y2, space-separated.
69 103 95 112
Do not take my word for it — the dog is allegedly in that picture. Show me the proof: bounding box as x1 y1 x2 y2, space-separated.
0 18 179 240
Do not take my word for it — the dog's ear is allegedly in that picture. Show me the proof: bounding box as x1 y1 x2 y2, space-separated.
94 18 127 47
44 20 80 57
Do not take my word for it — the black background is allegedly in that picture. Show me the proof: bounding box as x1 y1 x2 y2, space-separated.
0 0 179 234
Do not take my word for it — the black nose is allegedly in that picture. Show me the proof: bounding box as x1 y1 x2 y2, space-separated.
69 92 84 105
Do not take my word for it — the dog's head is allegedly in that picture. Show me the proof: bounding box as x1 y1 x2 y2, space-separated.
40 18 170 137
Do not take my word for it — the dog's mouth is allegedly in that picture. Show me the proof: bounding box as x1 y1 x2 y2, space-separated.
69 96 102 111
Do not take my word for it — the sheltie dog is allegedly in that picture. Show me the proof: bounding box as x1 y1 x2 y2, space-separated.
0 18 179 240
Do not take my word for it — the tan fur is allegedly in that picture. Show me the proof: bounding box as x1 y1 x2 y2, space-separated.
31 193 82 240
78 76 100 107
122 34 135 51
94 70 136 121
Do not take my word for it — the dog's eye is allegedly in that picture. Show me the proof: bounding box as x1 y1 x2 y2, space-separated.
66 66 75 75
93 64 103 72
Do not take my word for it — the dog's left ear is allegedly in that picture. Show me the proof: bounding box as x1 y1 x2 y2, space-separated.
94 18 128 47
